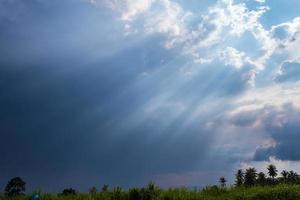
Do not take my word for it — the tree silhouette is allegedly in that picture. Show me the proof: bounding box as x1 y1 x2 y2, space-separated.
102 184 109 192
235 169 244 187
61 188 77 196
5 177 26 197
244 168 257 186
288 170 299 184
219 177 227 188
129 188 142 200
281 170 289 183
233 167 300 187
89 186 97 195
267 164 278 183
257 172 267 186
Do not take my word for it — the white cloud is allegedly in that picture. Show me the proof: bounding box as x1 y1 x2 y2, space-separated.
251 26 277 70
89 0 154 21
231 84 300 113
93 0 270 66
254 0 266 4
220 47 249 69
179 0 270 57
271 17 300 61
142 0 191 49
271 17 300 42
121 0 154 21
189 0 272 70
91 0 299 97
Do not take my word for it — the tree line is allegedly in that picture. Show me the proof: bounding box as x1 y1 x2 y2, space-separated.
219 164 300 187
3 164 300 198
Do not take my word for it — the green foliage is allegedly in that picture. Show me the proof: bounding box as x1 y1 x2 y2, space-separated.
111 187 126 200
141 182 160 200
129 188 142 200
4 184 300 200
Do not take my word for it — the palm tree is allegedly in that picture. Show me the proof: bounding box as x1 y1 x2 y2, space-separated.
281 170 288 183
235 169 244 187
219 177 227 188
267 164 278 183
267 164 278 178
257 172 266 186
244 168 257 187
288 171 299 184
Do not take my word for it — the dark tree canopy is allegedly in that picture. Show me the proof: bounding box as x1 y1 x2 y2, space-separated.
219 177 227 187
281 170 288 179
89 186 97 195
102 184 109 192
5 177 26 197
287 170 299 184
244 168 257 186
129 188 142 200
235 169 244 187
61 188 77 196
233 165 300 187
257 172 267 186
267 164 278 179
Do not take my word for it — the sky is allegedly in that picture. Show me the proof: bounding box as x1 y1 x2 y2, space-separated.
0 0 300 192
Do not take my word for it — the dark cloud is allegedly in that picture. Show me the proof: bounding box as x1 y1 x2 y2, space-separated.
0 41 188 191
0 0 226 190
221 102 300 162
254 122 300 161
275 61 300 83
252 105 300 161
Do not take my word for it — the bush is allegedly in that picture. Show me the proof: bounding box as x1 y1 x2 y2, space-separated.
249 185 300 200
60 188 77 196
129 188 142 200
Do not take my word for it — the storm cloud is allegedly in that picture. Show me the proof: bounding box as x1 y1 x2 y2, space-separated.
254 105 300 161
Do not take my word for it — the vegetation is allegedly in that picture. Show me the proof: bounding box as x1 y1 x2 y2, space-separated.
219 177 227 188
3 165 300 200
60 188 77 196
4 177 26 197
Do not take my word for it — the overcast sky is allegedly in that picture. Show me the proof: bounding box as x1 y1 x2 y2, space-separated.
1 0 300 192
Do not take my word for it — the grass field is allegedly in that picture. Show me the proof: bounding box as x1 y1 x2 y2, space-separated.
3 184 300 200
